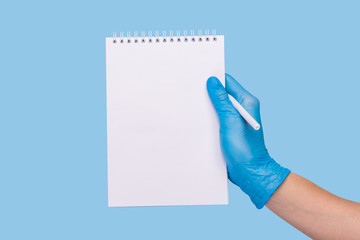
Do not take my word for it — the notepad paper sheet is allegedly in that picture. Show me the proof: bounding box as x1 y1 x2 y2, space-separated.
106 35 228 207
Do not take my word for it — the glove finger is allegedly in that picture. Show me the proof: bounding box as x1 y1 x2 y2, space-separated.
206 76 240 120
225 74 262 124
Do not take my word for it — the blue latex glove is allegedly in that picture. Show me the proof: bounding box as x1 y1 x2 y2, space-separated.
207 74 290 209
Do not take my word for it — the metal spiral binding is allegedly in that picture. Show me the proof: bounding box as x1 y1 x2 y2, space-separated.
170 31 174 42
155 31 159 43
148 31 152 43
141 31 145 43
112 30 218 44
118 32 122 43
177 30 181 42
212 30 217 41
191 30 195 42
113 32 117 43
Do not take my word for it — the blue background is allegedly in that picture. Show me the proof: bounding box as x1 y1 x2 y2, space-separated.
1 0 359 239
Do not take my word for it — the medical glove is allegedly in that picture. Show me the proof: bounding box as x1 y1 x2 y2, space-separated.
207 74 290 209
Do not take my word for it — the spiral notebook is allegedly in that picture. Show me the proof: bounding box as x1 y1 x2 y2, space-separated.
106 30 228 207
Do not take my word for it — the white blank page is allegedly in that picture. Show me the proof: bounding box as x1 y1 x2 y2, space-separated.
106 35 228 207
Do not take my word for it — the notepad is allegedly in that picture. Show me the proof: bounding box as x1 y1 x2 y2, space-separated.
106 31 228 207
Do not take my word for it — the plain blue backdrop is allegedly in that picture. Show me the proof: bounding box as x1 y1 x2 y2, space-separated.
1 0 359 239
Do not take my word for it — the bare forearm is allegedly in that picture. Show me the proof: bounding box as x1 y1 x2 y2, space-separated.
266 173 360 240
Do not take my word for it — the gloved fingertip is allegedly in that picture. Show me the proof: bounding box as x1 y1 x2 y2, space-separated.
225 73 240 92
225 73 234 80
225 74 256 106
207 76 222 89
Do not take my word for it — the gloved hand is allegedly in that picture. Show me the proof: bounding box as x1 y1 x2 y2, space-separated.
207 74 290 209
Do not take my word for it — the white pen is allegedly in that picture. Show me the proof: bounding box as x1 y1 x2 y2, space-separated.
228 94 261 131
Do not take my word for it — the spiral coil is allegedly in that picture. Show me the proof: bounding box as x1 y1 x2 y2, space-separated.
112 30 217 44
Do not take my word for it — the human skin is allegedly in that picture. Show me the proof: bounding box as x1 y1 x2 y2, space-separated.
266 172 360 240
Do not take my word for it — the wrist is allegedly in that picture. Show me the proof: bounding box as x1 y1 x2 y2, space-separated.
232 157 290 209
251 158 290 209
